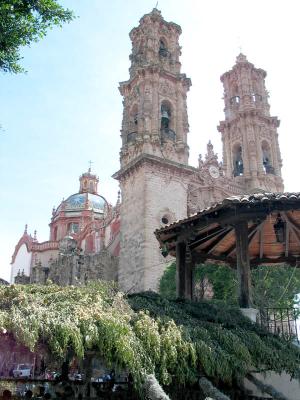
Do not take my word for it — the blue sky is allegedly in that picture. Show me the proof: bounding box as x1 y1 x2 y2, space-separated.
1 0 300 281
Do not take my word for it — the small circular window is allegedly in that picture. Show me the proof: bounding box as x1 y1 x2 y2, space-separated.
161 216 169 225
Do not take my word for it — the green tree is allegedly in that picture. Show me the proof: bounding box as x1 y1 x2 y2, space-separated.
252 265 300 309
0 0 74 73
159 262 300 309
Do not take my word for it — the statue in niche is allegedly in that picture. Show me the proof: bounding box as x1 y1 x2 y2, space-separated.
198 154 204 169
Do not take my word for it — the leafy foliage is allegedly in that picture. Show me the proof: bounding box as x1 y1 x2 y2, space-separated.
0 282 299 391
129 292 300 383
0 0 74 73
159 262 300 308
252 265 300 309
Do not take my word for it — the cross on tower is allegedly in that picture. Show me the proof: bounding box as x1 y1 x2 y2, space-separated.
88 160 93 172
237 35 243 54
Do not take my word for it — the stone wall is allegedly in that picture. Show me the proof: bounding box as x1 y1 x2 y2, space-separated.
118 160 189 293
31 250 118 286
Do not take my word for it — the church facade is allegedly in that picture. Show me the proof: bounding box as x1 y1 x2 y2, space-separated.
11 169 120 285
10 9 284 292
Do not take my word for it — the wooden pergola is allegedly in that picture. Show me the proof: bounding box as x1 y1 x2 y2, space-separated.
155 192 300 308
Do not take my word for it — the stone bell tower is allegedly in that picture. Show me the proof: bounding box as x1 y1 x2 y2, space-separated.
113 8 191 293
218 54 284 192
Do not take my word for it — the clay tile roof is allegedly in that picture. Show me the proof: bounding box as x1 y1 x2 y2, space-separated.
155 192 300 235
155 192 300 267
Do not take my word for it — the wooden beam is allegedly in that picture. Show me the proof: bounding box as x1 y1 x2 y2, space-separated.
191 251 236 267
225 222 260 258
282 212 300 246
197 209 267 230
206 227 233 254
282 212 300 232
189 226 229 250
235 220 252 308
157 208 268 243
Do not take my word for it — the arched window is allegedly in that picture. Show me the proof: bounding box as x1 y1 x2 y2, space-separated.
252 93 262 103
232 143 243 176
161 102 170 129
159 39 168 57
230 84 239 106
89 181 94 192
160 101 175 141
262 141 274 174
68 222 79 234
230 96 240 105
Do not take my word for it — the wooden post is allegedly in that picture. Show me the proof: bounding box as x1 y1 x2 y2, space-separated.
176 242 193 300
185 245 193 301
176 242 186 299
235 220 252 308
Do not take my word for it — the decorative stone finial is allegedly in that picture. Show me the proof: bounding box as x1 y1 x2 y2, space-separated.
33 230 37 241
205 140 219 164
198 154 204 168
236 53 247 63
117 190 121 204
60 198 65 211
151 7 161 16
24 224 28 234
207 140 214 156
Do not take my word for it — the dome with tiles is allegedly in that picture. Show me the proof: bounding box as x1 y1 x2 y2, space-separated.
62 192 107 213
54 168 108 217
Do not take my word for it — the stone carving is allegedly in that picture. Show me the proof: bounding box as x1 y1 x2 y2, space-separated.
159 81 175 98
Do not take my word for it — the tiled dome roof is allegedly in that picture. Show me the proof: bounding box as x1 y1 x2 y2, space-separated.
56 192 107 215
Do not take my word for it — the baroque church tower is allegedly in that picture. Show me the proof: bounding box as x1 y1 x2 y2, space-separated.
218 54 284 192
10 10 286 292
113 8 192 292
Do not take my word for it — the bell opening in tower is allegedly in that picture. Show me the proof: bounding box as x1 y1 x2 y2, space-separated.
233 144 244 177
262 141 275 175
230 96 240 105
252 93 262 103
160 101 176 141
159 39 169 58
